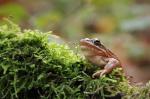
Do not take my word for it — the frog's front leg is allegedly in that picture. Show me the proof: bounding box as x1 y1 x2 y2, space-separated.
92 58 119 78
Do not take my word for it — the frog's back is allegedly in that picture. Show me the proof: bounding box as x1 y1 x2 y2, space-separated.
97 44 119 60
105 48 119 59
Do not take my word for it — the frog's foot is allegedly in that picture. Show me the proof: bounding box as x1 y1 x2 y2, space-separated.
92 58 119 79
92 70 107 78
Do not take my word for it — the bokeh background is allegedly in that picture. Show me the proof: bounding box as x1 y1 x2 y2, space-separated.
0 0 149 68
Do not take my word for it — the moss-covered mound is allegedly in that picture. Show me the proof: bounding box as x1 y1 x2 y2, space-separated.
0 21 150 99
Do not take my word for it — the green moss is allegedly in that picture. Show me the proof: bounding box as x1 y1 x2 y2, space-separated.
0 21 150 99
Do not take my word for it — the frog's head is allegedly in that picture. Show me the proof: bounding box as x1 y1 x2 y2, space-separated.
80 38 105 48
80 38 106 56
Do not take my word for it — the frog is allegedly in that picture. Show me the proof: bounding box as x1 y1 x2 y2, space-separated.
80 38 121 78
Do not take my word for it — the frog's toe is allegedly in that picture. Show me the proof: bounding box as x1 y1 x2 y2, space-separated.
92 74 97 78
92 70 102 78
100 70 107 77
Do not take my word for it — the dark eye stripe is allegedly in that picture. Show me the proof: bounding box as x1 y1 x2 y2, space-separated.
94 40 100 46
95 40 100 42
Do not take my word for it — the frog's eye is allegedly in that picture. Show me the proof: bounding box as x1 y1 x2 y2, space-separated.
94 40 101 45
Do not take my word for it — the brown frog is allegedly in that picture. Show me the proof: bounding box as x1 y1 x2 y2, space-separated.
80 38 121 78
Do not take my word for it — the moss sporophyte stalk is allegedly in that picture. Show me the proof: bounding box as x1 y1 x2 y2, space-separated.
0 21 150 99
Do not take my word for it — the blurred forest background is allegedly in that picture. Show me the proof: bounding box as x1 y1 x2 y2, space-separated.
0 0 149 68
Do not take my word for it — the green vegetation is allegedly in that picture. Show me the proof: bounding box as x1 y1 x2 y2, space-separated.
0 22 149 99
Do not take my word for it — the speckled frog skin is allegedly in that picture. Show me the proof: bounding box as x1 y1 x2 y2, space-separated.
80 38 121 78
